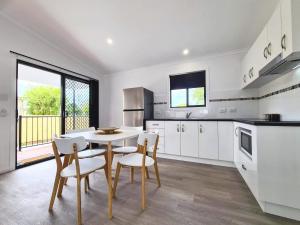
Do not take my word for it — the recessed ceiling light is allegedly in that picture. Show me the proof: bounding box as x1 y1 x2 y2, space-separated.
182 48 189 56
106 38 113 45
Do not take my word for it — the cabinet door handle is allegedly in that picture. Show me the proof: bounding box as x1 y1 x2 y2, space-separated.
281 34 286 50
248 67 253 78
267 42 272 56
242 164 247 171
243 74 246 83
177 124 180 132
152 123 159 126
263 47 268 59
181 124 185 132
235 127 239 137
199 125 203 133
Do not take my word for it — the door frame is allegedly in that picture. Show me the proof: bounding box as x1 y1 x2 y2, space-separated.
15 59 97 169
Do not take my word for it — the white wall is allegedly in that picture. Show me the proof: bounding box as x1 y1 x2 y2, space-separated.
0 15 102 173
258 68 300 120
102 51 259 127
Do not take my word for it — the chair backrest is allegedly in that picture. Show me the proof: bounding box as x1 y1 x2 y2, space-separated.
120 126 143 131
66 127 96 134
137 132 158 148
54 136 87 154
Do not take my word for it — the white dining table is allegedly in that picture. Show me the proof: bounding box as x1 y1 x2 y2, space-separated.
62 129 142 219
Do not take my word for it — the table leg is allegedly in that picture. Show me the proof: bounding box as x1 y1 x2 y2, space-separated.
107 141 113 219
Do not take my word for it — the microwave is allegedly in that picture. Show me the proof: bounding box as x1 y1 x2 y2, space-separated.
240 128 252 160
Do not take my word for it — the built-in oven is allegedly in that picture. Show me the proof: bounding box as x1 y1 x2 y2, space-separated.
240 128 252 160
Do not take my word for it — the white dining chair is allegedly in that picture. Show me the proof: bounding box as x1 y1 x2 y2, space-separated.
113 132 161 210
112 126 143 154
65 127 107 189
49 136 106 225
66 127 106 159
112 126 143 182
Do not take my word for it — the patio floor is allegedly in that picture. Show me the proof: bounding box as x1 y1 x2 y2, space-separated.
17 144 54 166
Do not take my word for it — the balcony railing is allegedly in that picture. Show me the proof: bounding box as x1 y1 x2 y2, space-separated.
18 115 61 151
18 115 89 151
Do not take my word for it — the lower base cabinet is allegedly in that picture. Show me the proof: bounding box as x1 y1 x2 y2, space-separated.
218 122 234 161
180 121 199 157
164 121 181 155
148 120 234 163
198 122 219 160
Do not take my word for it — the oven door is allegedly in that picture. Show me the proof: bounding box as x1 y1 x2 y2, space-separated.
240 129 252 159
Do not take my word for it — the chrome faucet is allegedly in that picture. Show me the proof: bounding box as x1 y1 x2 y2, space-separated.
186 112 192 119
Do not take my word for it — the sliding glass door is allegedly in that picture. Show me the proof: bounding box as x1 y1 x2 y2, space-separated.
63 77 90 133
16 60 98 168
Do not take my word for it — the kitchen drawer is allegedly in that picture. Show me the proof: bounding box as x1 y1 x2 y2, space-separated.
147 128 165 137
146 121 165 129
238 150 258 198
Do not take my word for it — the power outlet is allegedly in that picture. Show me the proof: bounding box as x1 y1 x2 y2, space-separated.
219 108 227 113
229 107 237 113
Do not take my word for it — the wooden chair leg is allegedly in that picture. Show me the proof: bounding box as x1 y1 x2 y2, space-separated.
86 176 90 189
84 177 88 193
64 155 74 185
49 172 60 211
130 167 134 183
141 166 146 210
104 152 109 181
76 177 82 225
57 177 66 198
145 167 150 179
154 162 161 187
113 163 122 198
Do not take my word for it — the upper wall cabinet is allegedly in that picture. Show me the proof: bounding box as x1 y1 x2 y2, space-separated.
266 4 282 64
281 0 300 58
241 0 300 89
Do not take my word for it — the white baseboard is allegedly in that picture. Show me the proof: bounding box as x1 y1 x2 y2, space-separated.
156 153 235 168
262 201 300 221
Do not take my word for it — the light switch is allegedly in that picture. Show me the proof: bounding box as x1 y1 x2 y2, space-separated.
0 108 8 117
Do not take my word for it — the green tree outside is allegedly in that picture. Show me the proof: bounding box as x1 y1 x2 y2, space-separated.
24 86 61 115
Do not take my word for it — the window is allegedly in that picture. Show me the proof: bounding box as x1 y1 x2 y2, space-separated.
170 70 206 108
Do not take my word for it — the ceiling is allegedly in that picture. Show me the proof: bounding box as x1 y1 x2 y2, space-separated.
0 0 278 75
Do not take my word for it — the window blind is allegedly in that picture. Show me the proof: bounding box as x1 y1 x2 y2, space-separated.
170 70 206 90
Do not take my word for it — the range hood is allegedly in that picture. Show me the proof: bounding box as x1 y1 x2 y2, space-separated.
260 52 300 76
247 52 300 88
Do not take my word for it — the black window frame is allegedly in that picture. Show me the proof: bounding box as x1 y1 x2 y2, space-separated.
169 70 206 108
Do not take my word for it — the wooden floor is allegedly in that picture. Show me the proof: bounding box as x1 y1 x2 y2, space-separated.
0 158 299 225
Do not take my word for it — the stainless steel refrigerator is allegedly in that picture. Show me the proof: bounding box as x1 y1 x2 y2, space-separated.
123 87 154 127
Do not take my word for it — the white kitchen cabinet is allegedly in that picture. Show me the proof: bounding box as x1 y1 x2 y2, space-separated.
241 51 250 87
180 121 198 157
280 0 300 59
241 27 268 88
218 122 234 162
281 0 293 59
198 122 218 160
164 121 181 155
253 28 268 73
241 0 300 89
266 4 282 63
233 123 240 165
146 121 165 129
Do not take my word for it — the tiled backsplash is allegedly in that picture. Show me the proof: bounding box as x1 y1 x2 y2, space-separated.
153 92 259 119
154 77 300 120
